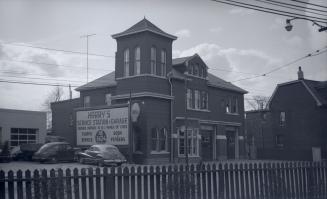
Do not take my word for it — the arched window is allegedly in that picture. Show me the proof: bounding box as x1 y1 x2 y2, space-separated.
150 47 156 75
134 47 141 75
151 127 168 152
160 50 166 76
123 49 129 77
159 128 167 151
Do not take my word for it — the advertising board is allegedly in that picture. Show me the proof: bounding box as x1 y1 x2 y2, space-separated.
76 107 129 146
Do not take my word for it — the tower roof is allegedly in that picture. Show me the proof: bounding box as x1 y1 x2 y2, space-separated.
112 18 177 40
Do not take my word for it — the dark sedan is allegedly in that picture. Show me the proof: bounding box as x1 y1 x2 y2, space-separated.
32 142 76 163
76 144 126 167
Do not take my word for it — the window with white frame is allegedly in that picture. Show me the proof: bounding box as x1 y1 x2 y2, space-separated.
280 112 286 126
150 47 156 75
201 91 208 110
151 127 167 152
105 93 112 106
124 49 130 77
187 89 193 109
226 97 238 114
160 50 166 77
84 96 90 107
178 127 199 156
134 47 141 75
194 90 200 109
10 128 38 147
193 64 199 76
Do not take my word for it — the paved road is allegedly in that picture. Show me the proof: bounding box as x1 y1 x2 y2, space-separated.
0 161 99 172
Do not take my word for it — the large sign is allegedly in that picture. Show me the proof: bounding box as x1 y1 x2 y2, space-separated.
76 107 129 146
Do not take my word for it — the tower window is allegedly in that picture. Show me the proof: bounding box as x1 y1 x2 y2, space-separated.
134 47 141 75
151 47 156 75
160 50 166 76
123 49 130 77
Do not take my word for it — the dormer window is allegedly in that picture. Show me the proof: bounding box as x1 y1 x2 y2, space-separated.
134 47 141 75
188 65 193 74
194 64 199 76
160 50 166 76
151 47 156 75
198 64 203 77
124 49 130 77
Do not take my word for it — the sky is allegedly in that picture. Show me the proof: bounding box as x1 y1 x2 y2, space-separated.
0 0 326 111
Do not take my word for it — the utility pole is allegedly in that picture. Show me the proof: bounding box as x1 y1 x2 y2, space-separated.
81 34 96 83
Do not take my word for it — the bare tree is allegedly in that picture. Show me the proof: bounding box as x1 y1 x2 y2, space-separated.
246 95 270 110
42 86 65 130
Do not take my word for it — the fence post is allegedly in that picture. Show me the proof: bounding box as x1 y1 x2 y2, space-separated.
16 170 23 199
123 167 130 199
0 170 4 199
73 168 80 199
107 167 116 198
25 170 32 199
58 169 64 199
49 169 57 199
95 167 101 199
88 167 94 199
7 170 14 199
65 168 72 199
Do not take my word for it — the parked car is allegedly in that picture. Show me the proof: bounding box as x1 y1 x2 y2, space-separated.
11 143 43 161
0 141 11 163
76 144 126 167
32 142 76 163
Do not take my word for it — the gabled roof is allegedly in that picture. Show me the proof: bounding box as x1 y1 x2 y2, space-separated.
75 71 116 91
112 18 177 40
268 79 327 108
172 55 247 94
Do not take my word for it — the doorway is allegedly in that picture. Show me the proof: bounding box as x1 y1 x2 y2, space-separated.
201 130 213 161
226 130 236 159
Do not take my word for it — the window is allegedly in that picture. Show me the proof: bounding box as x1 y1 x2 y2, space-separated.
84 96 90 107
150 47 156 75
178 127 199 156
151 127 167 152
194 90 200 109
198 65 203 77
201 91 208 110
105 93 112 106
193 64 199 76
275 135 284 147
134 47 141 75
188 65 193 75
226 97 238 114
124 49 130 77
10 128 38 147
160 50 166 76
201 67 206 78
280 112 286 126
187 89 193 109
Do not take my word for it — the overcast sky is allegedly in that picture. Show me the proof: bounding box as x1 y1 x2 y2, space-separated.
0 0 326 111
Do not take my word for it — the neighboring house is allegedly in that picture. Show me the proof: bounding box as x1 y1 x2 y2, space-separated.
52 18 247 164
246 67 327 161
0 108 47 148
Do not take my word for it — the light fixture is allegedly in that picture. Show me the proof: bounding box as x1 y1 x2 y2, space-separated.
284 17 327 32
285 19 293 31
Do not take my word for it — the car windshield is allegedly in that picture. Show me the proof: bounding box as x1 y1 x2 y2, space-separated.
104 147 119 153
10 146 20 154
38 144 59 153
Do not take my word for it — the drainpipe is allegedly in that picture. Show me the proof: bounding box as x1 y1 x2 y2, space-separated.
168 77 174 162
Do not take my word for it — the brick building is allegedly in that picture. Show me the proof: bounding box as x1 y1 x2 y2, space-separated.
52 18 247 164
246 67 327 161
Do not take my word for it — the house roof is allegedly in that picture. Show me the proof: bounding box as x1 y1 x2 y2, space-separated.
111 18 177 40
75 71 116 91
268 79 327 108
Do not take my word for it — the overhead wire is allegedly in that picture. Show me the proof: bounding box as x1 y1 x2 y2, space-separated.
211 0 327 23
289 0 327 9
254 0 327 17
256 0 327 14
1 42 115 58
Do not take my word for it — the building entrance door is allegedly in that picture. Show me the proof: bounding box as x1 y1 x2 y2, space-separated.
226 130 236 159
201 131 213 161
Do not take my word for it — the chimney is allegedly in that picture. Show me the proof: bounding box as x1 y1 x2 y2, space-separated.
297 66 304 80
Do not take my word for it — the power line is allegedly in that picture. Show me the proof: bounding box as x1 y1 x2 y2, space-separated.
0 58 113 72
230 46 327 83
1 42 115 58
218 0 327 21
255 0 327 17
289 0 327 9
256 0 327 14
1 74 84 83
0 79 79 87
211 0 327 23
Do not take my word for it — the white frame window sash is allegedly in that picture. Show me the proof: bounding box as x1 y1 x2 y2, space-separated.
150 47 156 75
134 47 141 75
160 50 166 77
105 93 112 106
124 49 130 77
84 96 90 107
178 127 199 157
